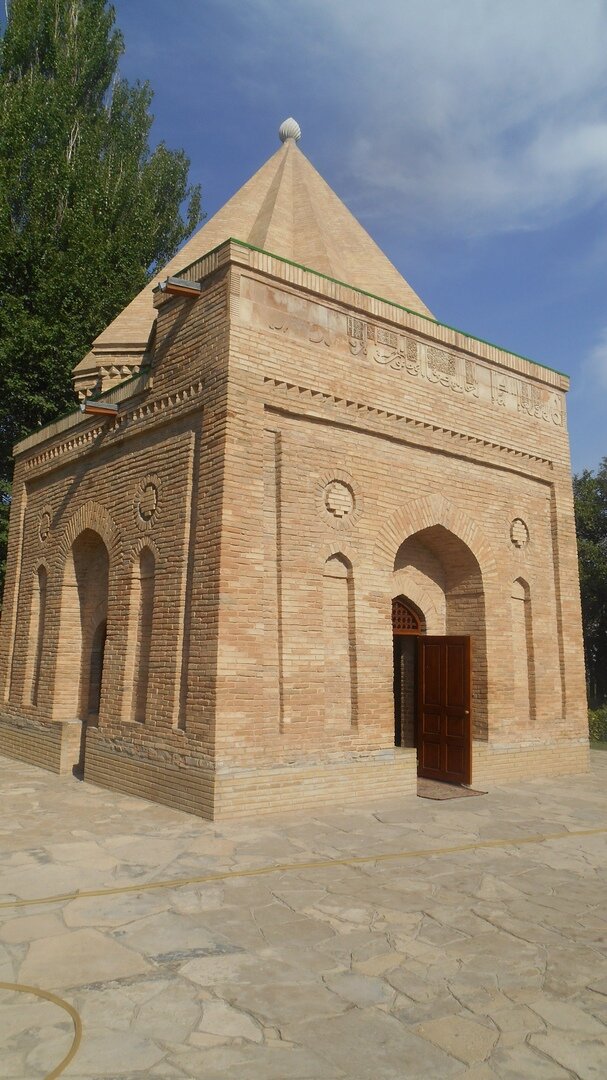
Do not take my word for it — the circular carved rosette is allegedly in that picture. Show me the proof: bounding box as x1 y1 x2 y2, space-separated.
316 470 363 530
134 475 161 532
510 517 529 549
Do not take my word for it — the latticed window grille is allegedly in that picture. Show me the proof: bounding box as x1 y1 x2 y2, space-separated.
392 598 421 634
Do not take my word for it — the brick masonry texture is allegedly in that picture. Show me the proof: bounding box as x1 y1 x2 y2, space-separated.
0 139 589 819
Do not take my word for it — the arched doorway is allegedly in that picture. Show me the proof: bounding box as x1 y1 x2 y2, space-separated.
392 525 486 785
392 596 424 749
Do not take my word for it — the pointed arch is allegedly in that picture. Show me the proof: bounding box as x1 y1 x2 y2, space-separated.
392 596 425 634
385 503 491 741
322 542 356 565
392 571 445 635
373 493 497 583
57 500 121 565
128 535 161 567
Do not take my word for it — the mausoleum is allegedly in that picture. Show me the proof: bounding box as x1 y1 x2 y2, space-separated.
0 120 589 818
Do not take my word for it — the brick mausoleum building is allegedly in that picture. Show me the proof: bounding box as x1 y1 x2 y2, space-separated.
0 119 589 818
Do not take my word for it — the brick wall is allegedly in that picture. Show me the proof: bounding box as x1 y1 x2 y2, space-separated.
0 244 589 818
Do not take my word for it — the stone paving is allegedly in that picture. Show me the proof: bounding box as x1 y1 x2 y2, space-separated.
0 752 606 1079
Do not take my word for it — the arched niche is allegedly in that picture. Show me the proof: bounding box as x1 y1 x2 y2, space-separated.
511 577 536 727
323 553 357 730
54 528 109 725
24 564 48 706
132 546 156 723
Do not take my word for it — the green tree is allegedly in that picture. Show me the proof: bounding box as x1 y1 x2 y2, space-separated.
0 0 202 587
573 458 607 706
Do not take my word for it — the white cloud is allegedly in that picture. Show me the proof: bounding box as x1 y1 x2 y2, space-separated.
229 0 607 237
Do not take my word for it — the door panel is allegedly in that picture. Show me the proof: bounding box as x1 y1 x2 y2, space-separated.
422 713 441 736
446 715 465 738
445 643 465 706
421 741 441 771
424 644 442 705
445 746 465 776
417 636 471 784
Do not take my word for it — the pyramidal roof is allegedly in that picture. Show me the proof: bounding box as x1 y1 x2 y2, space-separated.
92 121 432 354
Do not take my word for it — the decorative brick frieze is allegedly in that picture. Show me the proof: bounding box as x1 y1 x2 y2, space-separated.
241 275 566 430
262 376 554 472
22 380 204 476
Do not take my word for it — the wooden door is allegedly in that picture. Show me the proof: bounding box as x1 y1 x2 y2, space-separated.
417 636 471 784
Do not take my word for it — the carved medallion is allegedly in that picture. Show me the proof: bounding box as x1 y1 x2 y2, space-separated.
38 510 52 543
510 518 529 549
324 481 354 519
135 475 161 531
317 470 363 530
139 483 158 521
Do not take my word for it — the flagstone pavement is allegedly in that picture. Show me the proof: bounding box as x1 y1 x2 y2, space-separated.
0 751 606 1079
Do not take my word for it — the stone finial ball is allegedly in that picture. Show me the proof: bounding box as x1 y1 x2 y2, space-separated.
279 118 302 143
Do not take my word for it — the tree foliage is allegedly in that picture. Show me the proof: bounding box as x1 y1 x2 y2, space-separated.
573 458 607 707
0 0 202 586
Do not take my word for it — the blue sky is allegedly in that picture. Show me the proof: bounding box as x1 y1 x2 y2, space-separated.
113 0 607 472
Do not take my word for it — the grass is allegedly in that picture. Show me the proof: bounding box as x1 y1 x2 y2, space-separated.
588 705 607 744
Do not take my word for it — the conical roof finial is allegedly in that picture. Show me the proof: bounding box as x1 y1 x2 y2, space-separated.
279 117 301 143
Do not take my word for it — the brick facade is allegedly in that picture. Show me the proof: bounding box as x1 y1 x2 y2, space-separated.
0 135 589 818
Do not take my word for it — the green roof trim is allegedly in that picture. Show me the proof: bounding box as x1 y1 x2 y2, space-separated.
178 236 567 379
